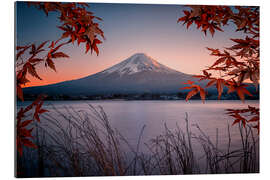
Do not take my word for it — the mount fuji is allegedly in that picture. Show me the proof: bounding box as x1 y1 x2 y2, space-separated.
23 53 200 96
100 53 180 76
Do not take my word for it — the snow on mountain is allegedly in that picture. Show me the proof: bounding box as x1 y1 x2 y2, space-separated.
101 53 178 76
23 53 199 96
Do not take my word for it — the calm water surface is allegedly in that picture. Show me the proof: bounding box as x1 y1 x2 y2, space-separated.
18 100 259 153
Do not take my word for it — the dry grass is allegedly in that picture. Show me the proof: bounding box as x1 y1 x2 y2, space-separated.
16 104 259 177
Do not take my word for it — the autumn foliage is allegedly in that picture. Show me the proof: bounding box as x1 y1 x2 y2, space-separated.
226 105 259 133
16 94 48 156
178 5 259 132
28 2 104 54
16 2 104 155
180 80 206 103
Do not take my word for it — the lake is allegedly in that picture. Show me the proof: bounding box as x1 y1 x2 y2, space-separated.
17 100 260 175
17 100 259 152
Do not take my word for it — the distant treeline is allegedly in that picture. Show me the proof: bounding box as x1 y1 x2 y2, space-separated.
21 90 259 101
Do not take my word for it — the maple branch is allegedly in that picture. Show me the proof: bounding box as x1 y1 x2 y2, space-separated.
179 5 259 130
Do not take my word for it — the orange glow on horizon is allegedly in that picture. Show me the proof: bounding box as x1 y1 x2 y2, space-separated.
21 48 224 88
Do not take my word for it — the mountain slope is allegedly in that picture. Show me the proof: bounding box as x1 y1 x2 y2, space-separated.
23 53 199 96
100 53 179 75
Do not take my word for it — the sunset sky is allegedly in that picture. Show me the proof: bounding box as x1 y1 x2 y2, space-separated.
16 2 245 87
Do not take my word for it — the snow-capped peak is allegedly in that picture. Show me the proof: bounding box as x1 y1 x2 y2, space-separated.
101 53 177 76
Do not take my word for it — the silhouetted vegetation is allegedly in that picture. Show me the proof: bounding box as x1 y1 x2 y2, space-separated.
22 88 259 101
16 105 259 177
